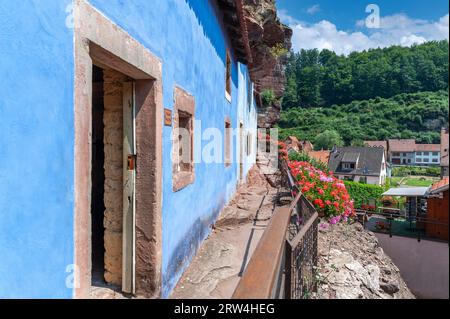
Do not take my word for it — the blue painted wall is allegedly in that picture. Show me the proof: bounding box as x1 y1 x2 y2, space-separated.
88 0 258 297
0 0 257 298
0 0 74 298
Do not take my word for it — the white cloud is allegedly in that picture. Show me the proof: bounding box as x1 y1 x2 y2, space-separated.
306 4 320 15
283 12 449 55
278 9 301 26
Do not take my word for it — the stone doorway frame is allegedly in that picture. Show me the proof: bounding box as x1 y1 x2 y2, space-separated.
73 0 163 298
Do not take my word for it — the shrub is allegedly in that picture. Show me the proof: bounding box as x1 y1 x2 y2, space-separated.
343 181 385 209
392 165 440 177
269 43 289 58
261 89 277 107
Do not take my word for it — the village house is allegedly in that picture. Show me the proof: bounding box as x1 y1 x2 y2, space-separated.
328 147 387 185
388 139 418 165
364 140 388 160
0 0 290 299
308 150 331 164
365 139 441 166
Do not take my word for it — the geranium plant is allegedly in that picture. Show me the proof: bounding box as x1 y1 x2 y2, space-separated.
288 160 355 224
262 133 355 224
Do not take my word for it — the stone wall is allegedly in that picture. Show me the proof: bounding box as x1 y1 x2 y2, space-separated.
242 0 292 128
103 68 128 285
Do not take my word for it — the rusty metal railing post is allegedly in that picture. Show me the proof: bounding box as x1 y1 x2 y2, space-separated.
284 240 292 299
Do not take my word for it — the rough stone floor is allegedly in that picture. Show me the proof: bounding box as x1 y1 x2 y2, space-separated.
312 222 416 299
170 160 284 299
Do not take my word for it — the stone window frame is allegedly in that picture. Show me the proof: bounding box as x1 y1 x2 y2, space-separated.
172 86 195 192
73 0 163 299
225 49 232 103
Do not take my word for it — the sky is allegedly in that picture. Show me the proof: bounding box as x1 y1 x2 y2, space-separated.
276 0 449 55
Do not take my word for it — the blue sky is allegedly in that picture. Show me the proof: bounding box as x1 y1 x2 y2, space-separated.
276 0 449 54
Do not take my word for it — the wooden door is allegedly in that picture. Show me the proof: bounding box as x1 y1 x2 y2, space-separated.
122 82 136 294
240 123 244 182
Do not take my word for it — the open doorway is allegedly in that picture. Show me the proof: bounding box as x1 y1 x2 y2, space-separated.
74 2 164 298
91 65 106 287
90 64 135 294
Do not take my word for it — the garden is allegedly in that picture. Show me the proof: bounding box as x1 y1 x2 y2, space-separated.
271 138 356 224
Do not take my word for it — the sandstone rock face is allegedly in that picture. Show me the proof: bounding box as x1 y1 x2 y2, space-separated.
103 69 128 286
312 222 415 299
242 0 292 128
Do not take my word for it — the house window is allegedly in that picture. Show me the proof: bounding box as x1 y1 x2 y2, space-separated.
416 158 422 162
393 152 400 157
432 152 439 156
172 87 195 192
432 158 438 163
177 111 193 172
225 120 232 167
416 152 422 156
343 163 355 169
423 158 429 162
423 152 429 156
225 50 232 102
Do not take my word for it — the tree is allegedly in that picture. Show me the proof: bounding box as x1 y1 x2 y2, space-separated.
314 130 344 150
282 77 298 109
281 40 449 109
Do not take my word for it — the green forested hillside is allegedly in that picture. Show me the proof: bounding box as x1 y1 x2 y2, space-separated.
278 41 449 147
282 41 449 108
278 90 449 146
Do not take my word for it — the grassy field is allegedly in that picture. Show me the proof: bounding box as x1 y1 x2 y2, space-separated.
388 176 439 188
403 177 438 187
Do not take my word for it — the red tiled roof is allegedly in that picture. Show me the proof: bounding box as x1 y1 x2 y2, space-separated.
364 141 387 149
388 139 416 152
299 140 314 152
415 144 440 152
429 177 449 194
285 136 300 145
308 150 330 164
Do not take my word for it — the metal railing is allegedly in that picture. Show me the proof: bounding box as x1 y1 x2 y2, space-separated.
282 160 319 299
232 160 319 299
357 209 449 242
285 195 319 299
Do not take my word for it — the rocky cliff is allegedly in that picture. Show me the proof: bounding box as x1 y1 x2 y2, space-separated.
312 222 415 299
242 0 292 127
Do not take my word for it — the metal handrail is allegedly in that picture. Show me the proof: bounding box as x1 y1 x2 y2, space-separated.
233 159 320 299
231 204 295 299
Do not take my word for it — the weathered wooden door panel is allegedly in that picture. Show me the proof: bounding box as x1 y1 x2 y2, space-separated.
122 82 136 294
